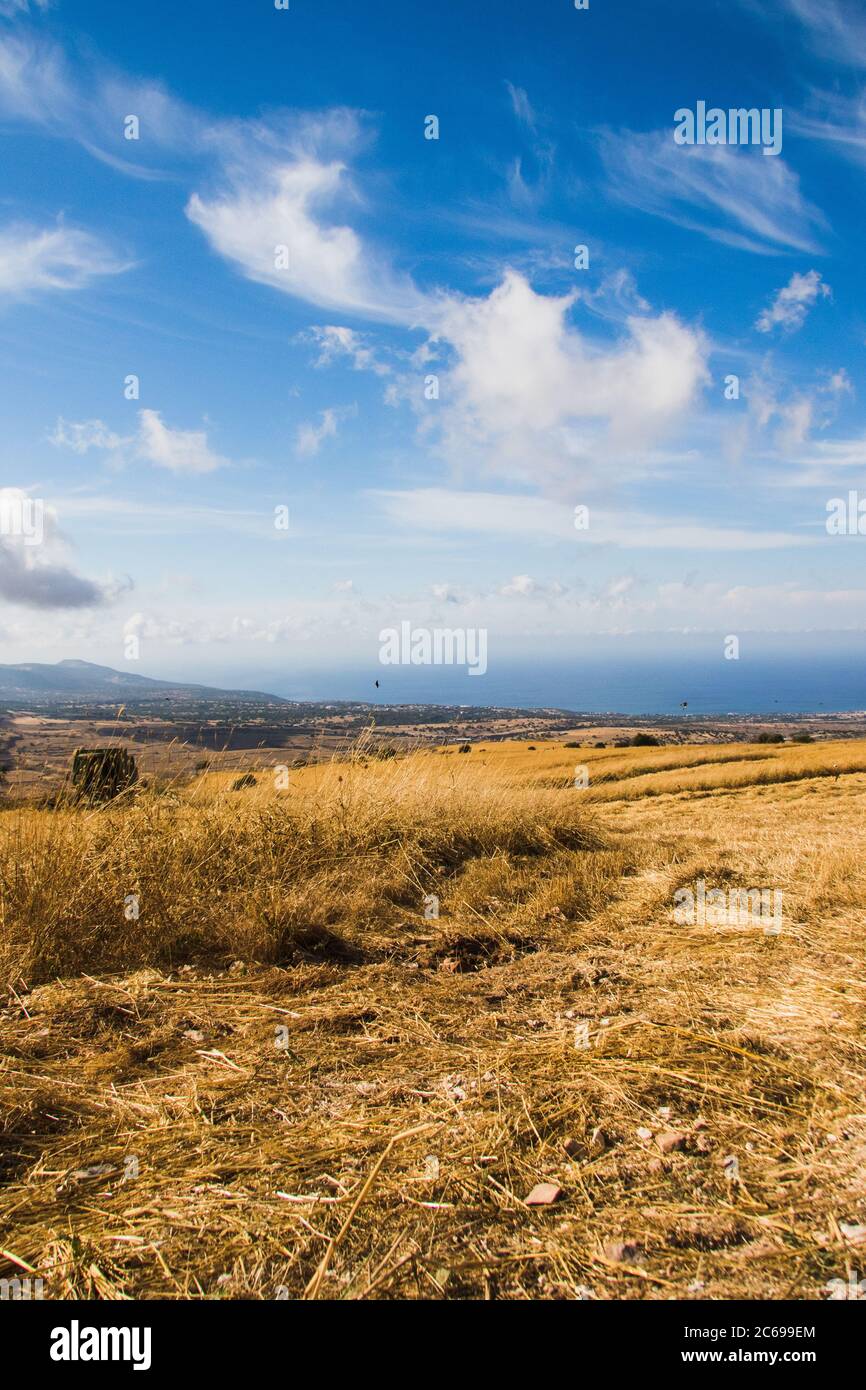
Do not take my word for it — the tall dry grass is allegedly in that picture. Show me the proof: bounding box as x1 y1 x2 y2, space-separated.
2 736 865 1300
0 741 612 986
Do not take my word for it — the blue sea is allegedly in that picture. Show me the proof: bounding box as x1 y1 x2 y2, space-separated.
226 635 866 717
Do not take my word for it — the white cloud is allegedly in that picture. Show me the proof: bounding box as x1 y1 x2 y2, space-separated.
756 270 831 333
600 129 826 254
0 487 123 609
505 82 538 132
187 155 432 325
431 582 461 603
42 493 268 536
0 0 50 15
774 397 815 451
774 0 866 67
51 410 231 474
378 488 573 538
791 90 866 171
12 569 866 664
0 222 129 296
375 488 809 551
119 576 866 653
501 574 537 597
430 271 708 486
501 82 555 207
604 575 635 600
0 32 430 321
296 408 339 458
50 418 131 454
0 29 201 179
308 324 391 375
784 432 866 486
824 369 853 396
136 409 230 474
724 363 854 470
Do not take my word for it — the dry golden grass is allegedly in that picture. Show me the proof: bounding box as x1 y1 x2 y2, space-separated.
1 736 864 1300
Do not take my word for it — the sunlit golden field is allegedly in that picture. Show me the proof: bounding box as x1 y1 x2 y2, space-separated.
1 737 864 1299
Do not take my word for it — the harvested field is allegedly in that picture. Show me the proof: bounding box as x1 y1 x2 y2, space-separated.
1 738 864 1299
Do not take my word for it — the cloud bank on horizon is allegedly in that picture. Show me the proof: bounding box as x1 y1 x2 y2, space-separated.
0 0 864 685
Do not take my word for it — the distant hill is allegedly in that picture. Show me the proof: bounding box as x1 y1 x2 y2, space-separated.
0 659 286 704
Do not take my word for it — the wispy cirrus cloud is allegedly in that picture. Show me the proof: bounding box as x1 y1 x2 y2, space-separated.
782 432 866 487
791 91 866 169
0 27 204 178
374 488 809 551
503 81 555 207
773 0 866 68
0 0 51 19
0 30 432 318
599 128 827 254
505 82 538 134
0 221 130 296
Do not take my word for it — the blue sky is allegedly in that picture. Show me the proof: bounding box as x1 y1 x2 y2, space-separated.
1 0 866 699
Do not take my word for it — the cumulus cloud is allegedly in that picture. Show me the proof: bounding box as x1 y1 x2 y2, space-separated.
756 270 831 333
307 324 391 375
51 410 231 474
0 548 108 608
501 574 536 597
137 409 229 474
429 271 708 486
0 222 129 296
0 488 123 609
0 28 707 506
109 575 866 659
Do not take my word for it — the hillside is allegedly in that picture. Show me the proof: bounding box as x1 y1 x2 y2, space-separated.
1 738 864 1300
0 659 286 704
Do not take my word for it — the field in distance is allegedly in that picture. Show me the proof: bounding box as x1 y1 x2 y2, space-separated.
1 736 864 1300
3 703 866 803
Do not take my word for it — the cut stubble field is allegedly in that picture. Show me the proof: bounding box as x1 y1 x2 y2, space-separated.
1 737 864 1299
